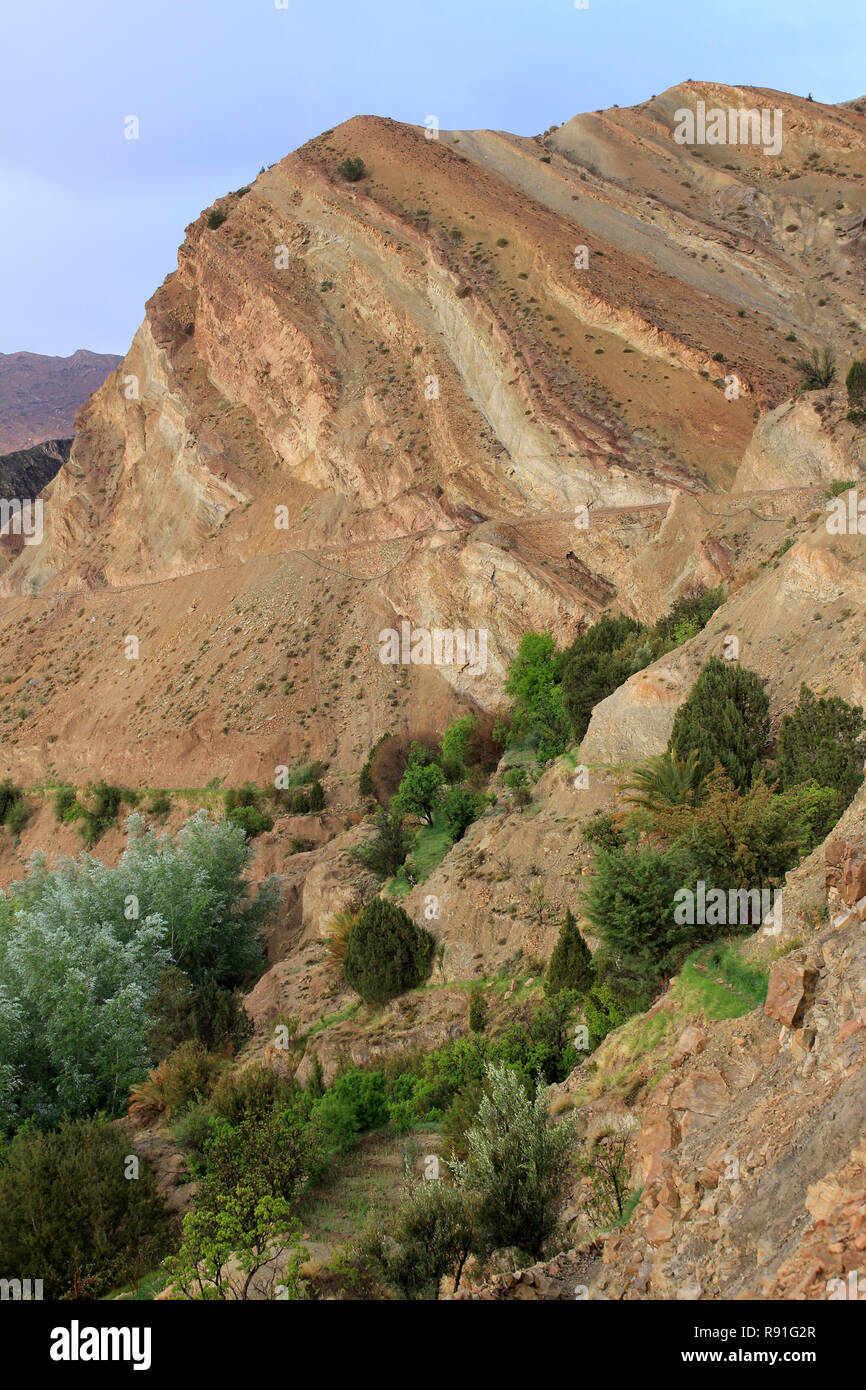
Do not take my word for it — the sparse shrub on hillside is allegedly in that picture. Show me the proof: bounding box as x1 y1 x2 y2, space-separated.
358 1178 480 1299
78 779 122 845
343 898 433 1004
663 768 833 893
468 983 488 1034
210 1063 300 1127
546 908 594 996
206 208 227 229
337 156 366 181
146 791 171 817
0 1116 172 1300
309 779 325 812
580 1129 634 1232
582 810 623 851
669 657 770 791
794 346 836 389
2 789 30 836
776 684 865 834
504 765 531 807
52 785 79 822
128 1040 225 1127
354 803 412 878
449 1062 574 1261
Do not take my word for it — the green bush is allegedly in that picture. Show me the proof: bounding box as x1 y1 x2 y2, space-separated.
309 780 325 812
337 156 366 181
794 346 835 389
52 785 78 822
147 970 253 1060
0 1116 172 1299
343 898 433 1004
669 656 770 791
450 1062 574 1260
211 1063 301 1127
206 208 227 229
441 784 484 841
582 841 690 980
505 631 570 760
354 804 412 878
847 360 866 409
226 804 273 837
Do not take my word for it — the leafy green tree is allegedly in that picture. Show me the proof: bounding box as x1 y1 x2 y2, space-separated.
505 631 570 760
440 784 484 841
0 1116 172 1298
559 615 642 745
165 1095 320 1299
343 898 433 1004
394 744 445 824
669 657 770 791
546 909 594 995
0 812 273 1132
308 779 325 812
354 804 412 878
776 684 865 834
440 714 477 777
582 841 690 980
450 1062 574 1260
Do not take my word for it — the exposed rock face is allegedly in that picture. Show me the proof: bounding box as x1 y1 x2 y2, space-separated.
0 84 862 785
537 788 866 1302
0 350 120 452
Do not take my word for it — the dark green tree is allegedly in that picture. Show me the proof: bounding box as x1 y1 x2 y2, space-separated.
776 684 865 835
582 841 690 981
845 359 866 409
343 898 434 1004
669 656 770 791
309 780 325 812
546 908 594 995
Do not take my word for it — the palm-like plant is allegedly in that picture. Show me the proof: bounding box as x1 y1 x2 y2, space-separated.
617 749 701 827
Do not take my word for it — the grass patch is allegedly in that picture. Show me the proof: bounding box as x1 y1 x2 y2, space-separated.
676 941 768 1020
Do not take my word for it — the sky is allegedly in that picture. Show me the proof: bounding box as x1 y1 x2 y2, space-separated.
2 0 864 357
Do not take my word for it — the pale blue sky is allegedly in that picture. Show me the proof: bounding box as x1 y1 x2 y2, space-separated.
2 0 863 355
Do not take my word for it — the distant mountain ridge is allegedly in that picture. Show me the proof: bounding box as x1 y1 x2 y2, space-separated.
0 349 121 452
0 437 71 500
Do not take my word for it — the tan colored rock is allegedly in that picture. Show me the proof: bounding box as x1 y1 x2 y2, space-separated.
765 958 817 1028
